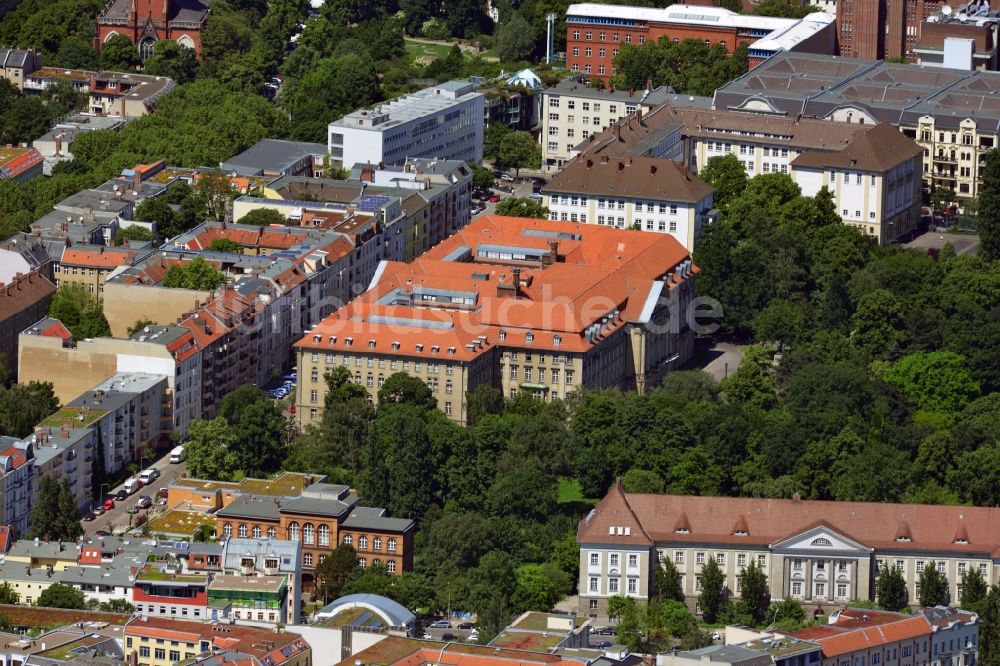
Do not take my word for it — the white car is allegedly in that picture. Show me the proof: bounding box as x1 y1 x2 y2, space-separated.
499 173 515 182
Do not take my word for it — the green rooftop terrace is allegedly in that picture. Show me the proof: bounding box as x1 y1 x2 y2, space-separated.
39 408 108 430
137 566 208 584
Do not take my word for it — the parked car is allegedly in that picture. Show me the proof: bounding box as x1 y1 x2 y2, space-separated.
441 633 457 642
159 487 169 499
468 630 479 641
598 627 616 636
82 511 96 521
126 504 140 514
499 173 515 182
94 530 110 537
593 641 613 649
92 505 105 516
139 469 157 484
115 489 128 501
488 195 500 203
103 498 115 510
457 622 475 629
430 620 451 629
136 495 153 509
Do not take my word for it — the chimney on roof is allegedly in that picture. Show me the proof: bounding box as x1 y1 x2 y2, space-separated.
618 161 626 172
586 159 593 169
636 107 643 126
650 164 657 175
645 78 653 92
511 266 521 299
132 169 142 192
361 164 375 183
616 123 622 142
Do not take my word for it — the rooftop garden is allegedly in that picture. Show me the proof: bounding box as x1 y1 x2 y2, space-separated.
39 408 108 430
147 509 216 537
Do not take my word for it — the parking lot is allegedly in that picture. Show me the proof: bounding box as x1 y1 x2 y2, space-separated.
471 172 546 218
82 452 187 537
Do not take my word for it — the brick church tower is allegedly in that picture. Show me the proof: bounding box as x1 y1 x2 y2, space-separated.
95 0 210 59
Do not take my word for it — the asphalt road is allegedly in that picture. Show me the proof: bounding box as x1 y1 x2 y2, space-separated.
82 452 187 536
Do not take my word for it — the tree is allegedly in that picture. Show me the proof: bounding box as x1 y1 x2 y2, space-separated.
378 373 437 410
315 544 359 603
978 149 1000 262
698 557 726 623
49 284 111 340
512 563 570 613
960 568 988 607
27 477 82 541
133 196 175 232
753 0 817 17
949 444 1000 506
0 381 59 439
655 559 684 602
738 559 769 623
219 386 288 477
161 257 227 291
497 131 541 176
850 289 906 360
622 468 665 494
484 124 511 163
917 561 949 607
495 13 536 62
208 238 241 252
35 584 85 609
881 351 980 418
238 208 288 227
876 563 908 611
930 186 955 213
100 598 136 613
495 197 549 219
143 40 197 83
470 162 495 190
185 417 240 481
466 384 504 425
768 598 806 631
113 225 153 246
981 584 1000 666
752 299 806 348
98 34 139 72
0 582 19 605
700 154 748 212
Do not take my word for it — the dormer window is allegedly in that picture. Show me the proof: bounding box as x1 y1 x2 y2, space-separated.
733 530 748 536
328 336 337 344
312 334 321 343
431 345 440 353
675 528 689 534
499 329 506 341
391 341 400 351
553 335 561 347
525 331 534 343
368 340 376 349
344 337 353 347
811 537 832 546
896 536 911 542
447 347 456 356
955 538 969 544
416 343 424 352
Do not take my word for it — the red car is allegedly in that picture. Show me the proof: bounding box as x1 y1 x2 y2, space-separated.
103 498 115 511
488 195 500 203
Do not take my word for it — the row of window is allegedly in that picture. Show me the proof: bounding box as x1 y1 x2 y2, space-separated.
571 46 622 58
547 98 635 114
508 366 572 383
342 534 399 552
310 353 456 375
570 64 615 76
571 30 638 43
876 559 989 576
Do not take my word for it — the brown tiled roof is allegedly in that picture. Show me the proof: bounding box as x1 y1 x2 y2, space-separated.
790 123 923 171
0 270 55 322
579 486 1000 556
124 616 308 663
543 155 714 203
790 612 932 658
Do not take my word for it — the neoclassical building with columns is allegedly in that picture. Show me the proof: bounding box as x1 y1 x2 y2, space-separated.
577 483 999 617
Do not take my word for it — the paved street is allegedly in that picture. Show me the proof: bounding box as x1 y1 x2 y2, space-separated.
698 340 745 382
83 452 187 536
904 231 979 255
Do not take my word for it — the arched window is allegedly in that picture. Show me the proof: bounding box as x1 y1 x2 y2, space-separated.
267 527 276 539
289 522 299 541
139 36 156 60
343 535 352 545
303 523 315 545
359 558 367 568
318 524 330 546
238 524 248 538
252 525 261 539
388 538 397 552
359 536 368 550
304 553 313 567
373 537 382 551
223 523 232 538
387 561 396 573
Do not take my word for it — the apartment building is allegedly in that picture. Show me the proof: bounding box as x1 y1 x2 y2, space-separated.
215 483 414 591
540 79 674 169
580 101 923 243
0 146 44 183
328 80 484 167
713 51 1000 201
922 607 979 666
23 69 175 117
0 269 55 380
220 138 329 178
216 537 301 625
0 48 42 89
577 483 1000 617
0 437 34 537
541 155 715 251
790 610 935 666
565 2 837 81
133 561 211 619
295 215 698 425
54 245 145 296
123 617 311 666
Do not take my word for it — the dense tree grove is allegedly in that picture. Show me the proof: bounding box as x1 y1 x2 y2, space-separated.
614 38 749 96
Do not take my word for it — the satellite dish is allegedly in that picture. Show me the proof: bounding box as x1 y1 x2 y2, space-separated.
942 5 953 14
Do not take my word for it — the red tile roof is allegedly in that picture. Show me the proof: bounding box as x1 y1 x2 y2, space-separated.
790 612 932 658
125 616 308 664
579 482 1000 556
0 526 11 553
297 215 693 360
37 319 72 341
61 246 137 270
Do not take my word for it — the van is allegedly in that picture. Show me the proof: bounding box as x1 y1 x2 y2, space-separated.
123 478 141 495
138 469 157 485
169 446 186 463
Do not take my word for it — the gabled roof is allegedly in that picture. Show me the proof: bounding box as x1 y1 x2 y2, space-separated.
790 123 923 172
542 155 713 203
577 481 653 546
790 612 932 658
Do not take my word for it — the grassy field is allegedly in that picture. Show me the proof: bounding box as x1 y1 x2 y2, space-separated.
405 39 460 61
558 477 597 505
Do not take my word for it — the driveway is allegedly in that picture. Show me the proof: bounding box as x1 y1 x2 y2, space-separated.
83 452 187 536
904 231 979 255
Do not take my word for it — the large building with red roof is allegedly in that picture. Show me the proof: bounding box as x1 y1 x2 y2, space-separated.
577 482 1000 617
294 215 697 425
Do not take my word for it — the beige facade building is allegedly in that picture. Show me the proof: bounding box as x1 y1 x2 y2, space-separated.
295 215 697 425
54 245 143 296
578 483 1000 618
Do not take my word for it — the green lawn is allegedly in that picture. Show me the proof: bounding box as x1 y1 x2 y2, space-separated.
405 39 460 61
558 477 597 505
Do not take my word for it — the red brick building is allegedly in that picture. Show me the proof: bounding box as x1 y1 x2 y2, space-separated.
95 0 210 58
564 2 836 81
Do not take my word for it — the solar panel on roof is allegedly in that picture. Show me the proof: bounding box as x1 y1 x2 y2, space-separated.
357 195 393 212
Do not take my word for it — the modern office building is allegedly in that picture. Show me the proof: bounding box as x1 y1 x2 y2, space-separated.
295 215 698 425
328 81 484 167
564 3 837 82
577 482 1000 617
